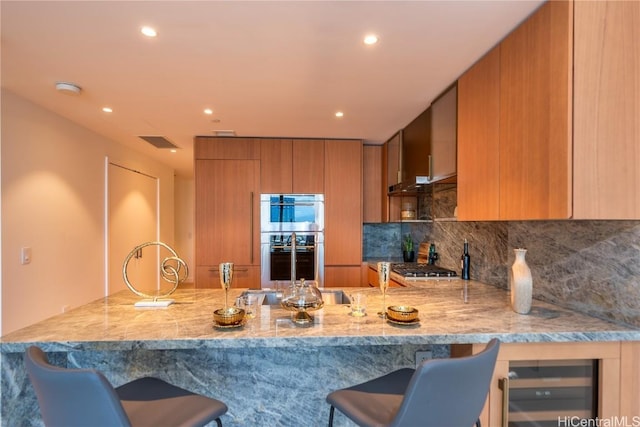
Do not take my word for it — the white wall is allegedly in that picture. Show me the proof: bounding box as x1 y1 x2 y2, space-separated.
174 176 195 284
1 89 175 334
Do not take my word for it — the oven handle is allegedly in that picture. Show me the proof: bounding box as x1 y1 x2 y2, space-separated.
271 245 316 250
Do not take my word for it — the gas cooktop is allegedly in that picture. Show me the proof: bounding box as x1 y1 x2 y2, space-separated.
392 263 457 279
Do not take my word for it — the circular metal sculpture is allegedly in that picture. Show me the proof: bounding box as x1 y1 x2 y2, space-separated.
122 241 188 307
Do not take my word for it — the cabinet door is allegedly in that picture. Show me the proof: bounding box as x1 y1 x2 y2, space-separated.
324 266 362 288
292 139 324 194
457 46 501 221
573 1 640 219
499 0 573 219
260 139 293 194
363 145 382 223
195 159 260 270
472 341 624 427
194 137 260 160
386 132 401 188
324 140 362 266
196 266 260 289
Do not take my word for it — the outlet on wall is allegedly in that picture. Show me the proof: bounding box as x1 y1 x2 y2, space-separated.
415 350 432 368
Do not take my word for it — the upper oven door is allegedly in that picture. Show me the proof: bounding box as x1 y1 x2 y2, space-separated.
260 194 324 232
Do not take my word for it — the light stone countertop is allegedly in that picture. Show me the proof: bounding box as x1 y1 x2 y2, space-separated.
2 280 639 354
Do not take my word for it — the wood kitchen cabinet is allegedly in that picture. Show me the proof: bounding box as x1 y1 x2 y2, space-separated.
457 0 640 220
572 1 640 218
195 265 260 289
260 138 324 194
457 0 571 221
381 132 406 222
194 136 260 160
457 45 501 221
363 144 382 223
194 137 260 288
499 0 572 220
453 341 640 427
324 139 363 286
325 266 363 288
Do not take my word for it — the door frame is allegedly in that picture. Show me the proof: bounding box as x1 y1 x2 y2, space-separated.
104 157 160 296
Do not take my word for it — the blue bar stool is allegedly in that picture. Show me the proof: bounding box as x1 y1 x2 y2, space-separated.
24 346 228 427
326 338 500 427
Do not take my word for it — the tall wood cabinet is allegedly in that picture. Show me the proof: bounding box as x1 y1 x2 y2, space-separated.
194 137 260 288
457 0 640 220
324 139 363 287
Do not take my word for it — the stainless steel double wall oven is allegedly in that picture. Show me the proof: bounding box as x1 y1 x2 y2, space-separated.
260 194 324 288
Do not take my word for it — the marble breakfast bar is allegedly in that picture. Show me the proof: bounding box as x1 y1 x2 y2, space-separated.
2 281 639 427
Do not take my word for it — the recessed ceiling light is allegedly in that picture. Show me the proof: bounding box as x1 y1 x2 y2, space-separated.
335 111 344 118
102 107 113 113
170 149 177 153
204 108 213 115
141 26 157 37
364 34 379 45
55 81 82 95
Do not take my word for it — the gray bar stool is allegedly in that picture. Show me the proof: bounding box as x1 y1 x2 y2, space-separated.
326 338 500 427
24 346 228 427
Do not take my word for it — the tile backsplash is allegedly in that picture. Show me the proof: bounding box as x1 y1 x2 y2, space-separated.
364 220 640 328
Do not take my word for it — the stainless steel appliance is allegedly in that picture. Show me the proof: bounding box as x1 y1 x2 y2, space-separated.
260 194 324 288
391 263 457 280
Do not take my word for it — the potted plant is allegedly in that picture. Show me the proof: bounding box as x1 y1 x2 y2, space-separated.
403 234 415 262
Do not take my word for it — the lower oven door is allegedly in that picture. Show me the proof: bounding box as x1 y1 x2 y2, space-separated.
261 232 323 288
270 251 315 282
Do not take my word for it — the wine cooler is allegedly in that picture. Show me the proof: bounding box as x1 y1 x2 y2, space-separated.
499 359 598 427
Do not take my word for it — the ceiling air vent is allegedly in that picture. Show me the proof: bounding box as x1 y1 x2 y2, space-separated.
138 136 178 149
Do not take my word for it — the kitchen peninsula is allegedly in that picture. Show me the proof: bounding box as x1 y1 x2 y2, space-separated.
2 282 639 427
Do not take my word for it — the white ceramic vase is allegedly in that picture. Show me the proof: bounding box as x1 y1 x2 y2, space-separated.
510 248 532 314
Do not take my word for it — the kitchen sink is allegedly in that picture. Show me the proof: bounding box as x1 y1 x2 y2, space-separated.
239 289 351 305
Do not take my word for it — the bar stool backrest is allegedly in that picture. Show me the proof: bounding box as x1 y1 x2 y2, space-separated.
24 346 132 427
391 338 500 427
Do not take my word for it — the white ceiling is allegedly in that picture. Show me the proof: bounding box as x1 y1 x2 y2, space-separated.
1 0 544 177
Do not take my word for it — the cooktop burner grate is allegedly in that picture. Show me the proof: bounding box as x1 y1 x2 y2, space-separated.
391 263 457 278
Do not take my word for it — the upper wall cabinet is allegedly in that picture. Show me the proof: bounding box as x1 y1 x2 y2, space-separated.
457 46 501 221
260 138 325 194
458 0 639 220
363 144 383 223
572 1 640 218
386 131 402 190
194 137 260 160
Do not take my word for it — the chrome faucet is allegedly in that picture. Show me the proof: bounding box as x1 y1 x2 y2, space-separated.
291 232 297 284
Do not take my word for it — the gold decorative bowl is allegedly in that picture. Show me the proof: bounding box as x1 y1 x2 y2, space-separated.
213 307 245 326
386 305 419 322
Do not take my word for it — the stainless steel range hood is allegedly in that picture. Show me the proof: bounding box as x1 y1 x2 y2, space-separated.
389 83 457 195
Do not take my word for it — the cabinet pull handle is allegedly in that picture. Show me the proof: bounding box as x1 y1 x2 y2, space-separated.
250 191 254 264
499 377 509 427
428 155 433 181
208 268 248 272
